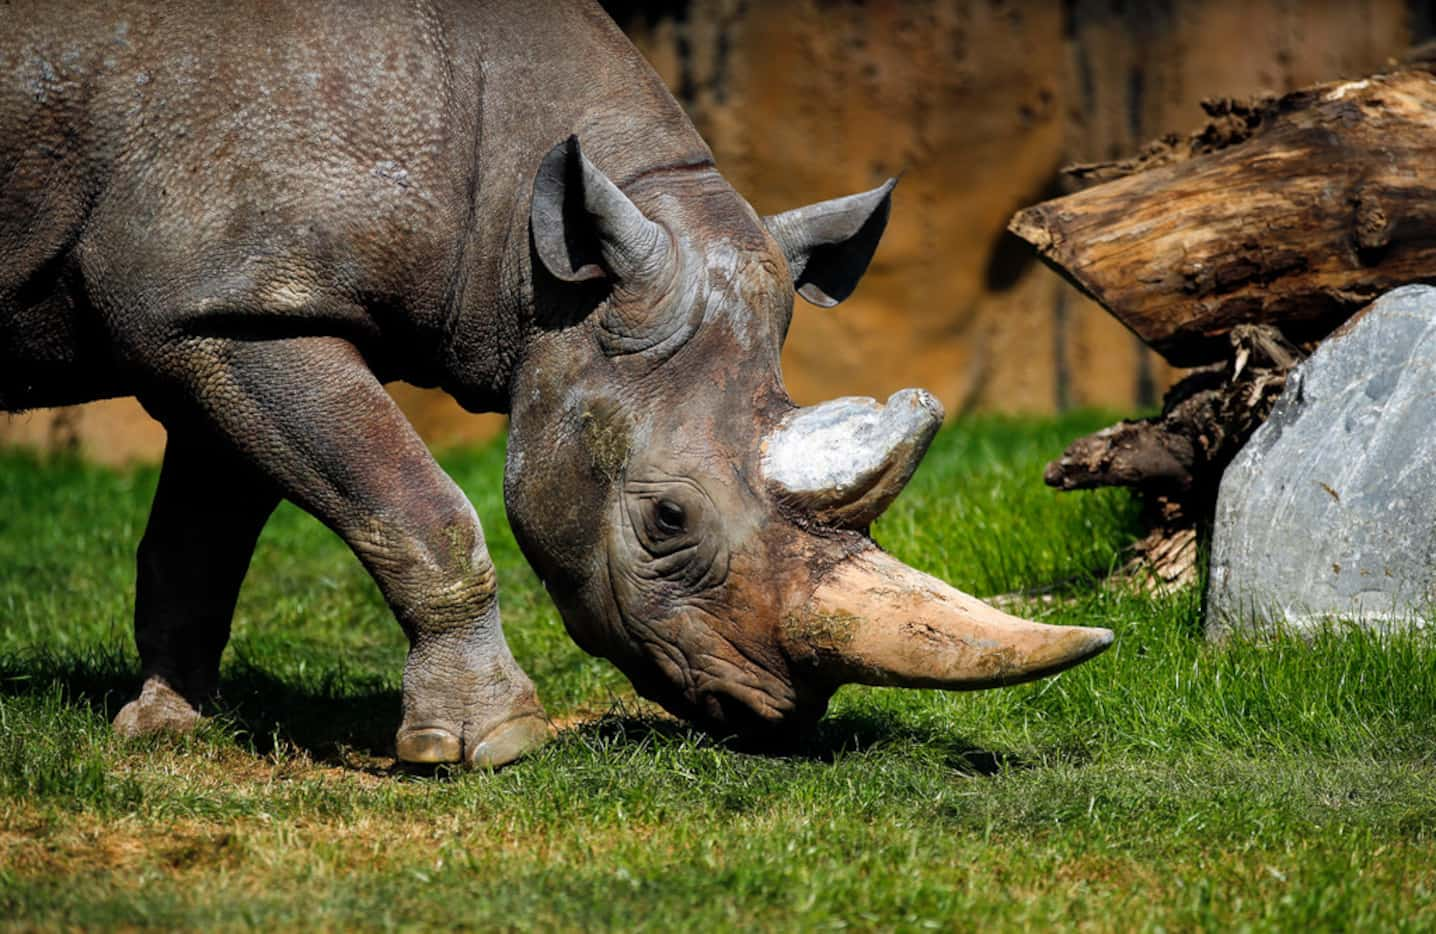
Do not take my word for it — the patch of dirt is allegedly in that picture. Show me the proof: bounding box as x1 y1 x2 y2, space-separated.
0 812 242 881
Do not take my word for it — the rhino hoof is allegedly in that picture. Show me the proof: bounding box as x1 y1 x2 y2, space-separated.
396 715 551 769
113 676 202 738
468 714 551 769
395 727 463 764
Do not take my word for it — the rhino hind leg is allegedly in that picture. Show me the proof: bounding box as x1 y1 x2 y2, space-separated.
134 334 548 767
114 431 280 738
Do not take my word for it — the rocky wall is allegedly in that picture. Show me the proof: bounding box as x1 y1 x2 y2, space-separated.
2 0 1422 462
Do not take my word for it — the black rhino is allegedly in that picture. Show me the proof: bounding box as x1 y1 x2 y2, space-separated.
0 0 1112 766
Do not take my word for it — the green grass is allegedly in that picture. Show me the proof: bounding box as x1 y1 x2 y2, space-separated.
2 411 1434 930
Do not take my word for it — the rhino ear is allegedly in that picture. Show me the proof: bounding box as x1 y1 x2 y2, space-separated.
764 178 897 308
530 136 672 285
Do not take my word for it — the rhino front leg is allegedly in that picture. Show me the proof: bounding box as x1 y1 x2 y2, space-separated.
144 335 548 768
113 432 280 737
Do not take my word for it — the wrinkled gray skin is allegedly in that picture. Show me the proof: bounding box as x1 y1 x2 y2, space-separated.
3 0 1109 766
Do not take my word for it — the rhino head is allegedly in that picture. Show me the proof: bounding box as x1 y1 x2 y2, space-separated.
503 138 1112 739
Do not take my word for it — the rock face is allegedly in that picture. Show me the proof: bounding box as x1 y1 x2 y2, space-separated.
617 0 1414 414
2 0 1424 463
1206 285 1436 638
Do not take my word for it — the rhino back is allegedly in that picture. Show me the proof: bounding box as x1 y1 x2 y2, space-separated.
1 0 479 408
0 0 712 412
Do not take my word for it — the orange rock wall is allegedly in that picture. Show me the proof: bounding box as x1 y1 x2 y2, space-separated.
2 0 1421 462
615 0 1413 414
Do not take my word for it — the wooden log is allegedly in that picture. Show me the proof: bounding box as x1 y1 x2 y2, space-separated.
1044 325 1303 497
1043 324 1304 592
1009 69 1436 366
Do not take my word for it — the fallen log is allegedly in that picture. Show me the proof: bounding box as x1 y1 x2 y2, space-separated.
1044 325 1303 498
1045 325 1304 590
1010 69 1436 367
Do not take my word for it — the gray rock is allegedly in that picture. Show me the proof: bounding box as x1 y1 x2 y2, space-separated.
1206 285 1436 639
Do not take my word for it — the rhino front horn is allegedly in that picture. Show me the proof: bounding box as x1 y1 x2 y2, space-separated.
784 551 1114 690
761 389 943 529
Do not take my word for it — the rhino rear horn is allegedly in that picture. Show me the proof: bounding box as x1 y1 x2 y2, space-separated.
531 136 673 285
764 177 897 308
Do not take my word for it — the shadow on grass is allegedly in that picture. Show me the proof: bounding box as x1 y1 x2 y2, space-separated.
800 712 1023 775
0 649 400 765
0 648 137 720
561 707 1022 776
1 652 1022 775
211 664 399 764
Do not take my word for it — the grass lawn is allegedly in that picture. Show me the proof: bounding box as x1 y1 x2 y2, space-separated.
2 411 1434 930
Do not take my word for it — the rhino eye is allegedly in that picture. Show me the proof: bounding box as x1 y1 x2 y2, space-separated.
653 499 687 536
624 480 708 559
622 481 726 587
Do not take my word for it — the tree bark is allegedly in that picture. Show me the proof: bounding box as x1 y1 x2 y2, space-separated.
1009 69 1436 367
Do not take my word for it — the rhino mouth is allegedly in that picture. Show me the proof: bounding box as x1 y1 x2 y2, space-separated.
611 600 810 737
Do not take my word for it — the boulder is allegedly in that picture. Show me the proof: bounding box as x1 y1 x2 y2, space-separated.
1206 285 1436 638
